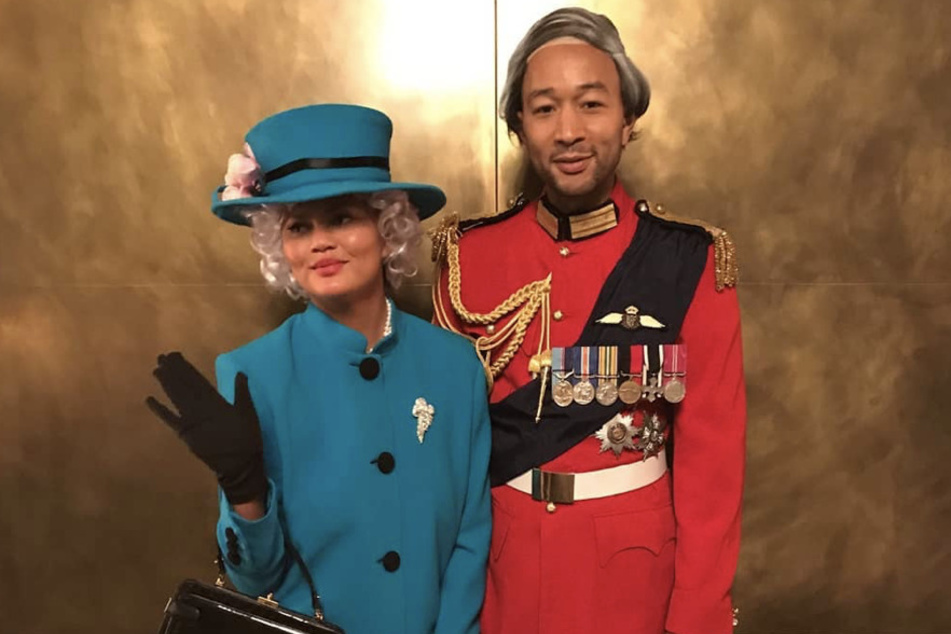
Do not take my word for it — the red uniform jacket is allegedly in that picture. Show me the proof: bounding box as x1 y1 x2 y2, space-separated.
435 181 746 634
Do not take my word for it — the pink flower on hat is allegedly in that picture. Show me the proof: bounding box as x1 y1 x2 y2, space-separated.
220 143 264 201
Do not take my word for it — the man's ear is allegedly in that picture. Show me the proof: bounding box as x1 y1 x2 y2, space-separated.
621 117 637 148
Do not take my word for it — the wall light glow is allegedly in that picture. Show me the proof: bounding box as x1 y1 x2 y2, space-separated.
373 0 495 95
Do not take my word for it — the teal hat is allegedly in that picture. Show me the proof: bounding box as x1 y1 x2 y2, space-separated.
211 104 447 225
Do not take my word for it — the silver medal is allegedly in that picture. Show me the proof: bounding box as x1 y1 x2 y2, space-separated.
573 379 595 405
553 380 574 407
596 379 619 406
663 378 686 403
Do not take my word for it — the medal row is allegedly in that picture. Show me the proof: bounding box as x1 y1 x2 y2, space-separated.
550 345 687 408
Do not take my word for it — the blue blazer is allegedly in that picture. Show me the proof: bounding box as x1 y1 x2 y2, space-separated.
215 303 491 634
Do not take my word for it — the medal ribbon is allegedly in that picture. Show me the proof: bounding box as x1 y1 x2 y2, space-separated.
580 346 597 382
628 345 642 378
643 345 662 379
598 346 618 380
663 344 687 389
568 347 578 385
550 347 566 401
642 345 663 389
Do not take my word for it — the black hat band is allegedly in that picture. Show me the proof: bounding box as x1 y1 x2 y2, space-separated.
265 156 390 183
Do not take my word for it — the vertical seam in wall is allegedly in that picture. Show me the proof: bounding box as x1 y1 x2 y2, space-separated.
493 0 499 214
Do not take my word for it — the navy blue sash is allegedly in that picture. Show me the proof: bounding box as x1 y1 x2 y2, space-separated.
488 201 710 486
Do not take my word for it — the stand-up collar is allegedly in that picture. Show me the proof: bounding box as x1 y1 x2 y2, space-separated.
300 299 400 359
535 197 619 241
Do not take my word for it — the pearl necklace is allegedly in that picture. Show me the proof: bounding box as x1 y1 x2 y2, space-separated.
367 299 393 353
382 298 393 339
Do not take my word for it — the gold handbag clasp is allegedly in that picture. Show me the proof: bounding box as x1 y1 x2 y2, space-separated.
257 593 279 608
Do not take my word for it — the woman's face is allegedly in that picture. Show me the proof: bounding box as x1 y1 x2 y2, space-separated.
281 195 386 305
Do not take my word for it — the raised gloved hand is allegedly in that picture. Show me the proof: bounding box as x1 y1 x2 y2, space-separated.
146 352 267 505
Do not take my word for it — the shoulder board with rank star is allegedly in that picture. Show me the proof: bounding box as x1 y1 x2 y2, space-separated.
635 199 739 291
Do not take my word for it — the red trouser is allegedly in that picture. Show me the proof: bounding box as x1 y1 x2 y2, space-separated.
482 472 676 634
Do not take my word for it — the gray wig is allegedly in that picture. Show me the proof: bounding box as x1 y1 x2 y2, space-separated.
499 7 651 136
244 190 422 301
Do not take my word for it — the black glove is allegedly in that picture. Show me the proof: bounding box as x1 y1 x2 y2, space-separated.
146 352 267 505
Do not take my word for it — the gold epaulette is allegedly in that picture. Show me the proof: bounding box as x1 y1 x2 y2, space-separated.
429 212 460 267
641 200 739 291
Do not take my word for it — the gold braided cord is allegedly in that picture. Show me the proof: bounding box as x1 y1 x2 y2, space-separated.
645 201 739 291
533 291 552 424
429 213 552 385
432 278 496 389
712 231 738 291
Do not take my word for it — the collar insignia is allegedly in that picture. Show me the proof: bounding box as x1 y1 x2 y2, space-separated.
536 199 618 241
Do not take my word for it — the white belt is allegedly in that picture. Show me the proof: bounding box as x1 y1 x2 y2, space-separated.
506 449 667 504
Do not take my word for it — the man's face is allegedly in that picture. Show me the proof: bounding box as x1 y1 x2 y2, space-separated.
518 41 634 212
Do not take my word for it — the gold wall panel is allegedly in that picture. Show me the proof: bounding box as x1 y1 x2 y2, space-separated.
740 284 951 631
0 0 496 289
0 1 495 632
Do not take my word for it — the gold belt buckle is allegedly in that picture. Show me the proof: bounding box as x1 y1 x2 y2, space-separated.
531 469 575 504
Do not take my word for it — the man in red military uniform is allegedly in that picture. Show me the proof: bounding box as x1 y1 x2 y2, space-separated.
432 7 745 634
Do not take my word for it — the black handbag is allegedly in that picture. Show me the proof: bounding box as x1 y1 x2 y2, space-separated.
157 539 344 634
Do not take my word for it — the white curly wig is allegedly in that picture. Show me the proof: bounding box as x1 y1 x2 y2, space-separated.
243 190 422 301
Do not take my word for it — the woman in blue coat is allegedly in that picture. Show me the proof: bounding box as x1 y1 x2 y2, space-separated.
147 104 491 634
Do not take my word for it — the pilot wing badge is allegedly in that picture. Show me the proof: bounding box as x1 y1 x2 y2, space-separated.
595 305 665 331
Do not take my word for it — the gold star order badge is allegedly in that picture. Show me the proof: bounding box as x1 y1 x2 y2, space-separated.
595 413 636 456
